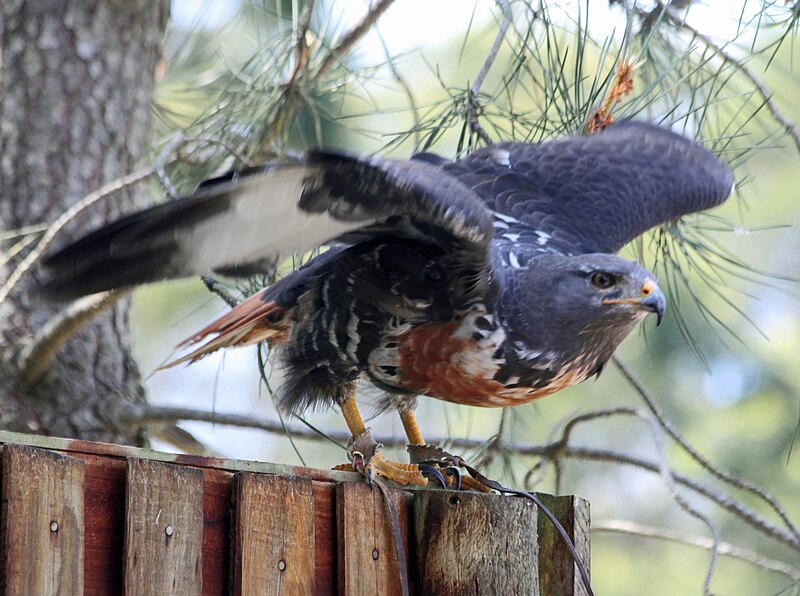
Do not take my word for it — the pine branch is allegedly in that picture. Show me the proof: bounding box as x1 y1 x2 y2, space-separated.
0 167 156 306
613 356 800 543
315 0 396 79
467 0 513 145
542 402 722 594
654 1 800 154
594 519 800 581
18 290 124 388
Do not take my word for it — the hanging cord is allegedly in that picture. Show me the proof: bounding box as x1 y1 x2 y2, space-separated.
451 455 594 596
359 441 594 596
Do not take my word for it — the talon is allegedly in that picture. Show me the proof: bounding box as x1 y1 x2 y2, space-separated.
444 466 463 490
461 474 492 493
361 451 429 486
419 463 447 488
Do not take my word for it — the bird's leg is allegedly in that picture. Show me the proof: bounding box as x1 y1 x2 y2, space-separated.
399 407 490 493
337 390 428 487
399 408 425 446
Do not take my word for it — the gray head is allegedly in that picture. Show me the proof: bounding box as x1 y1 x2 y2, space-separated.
496 252 665 363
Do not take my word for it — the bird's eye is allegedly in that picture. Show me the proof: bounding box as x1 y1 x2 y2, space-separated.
591 272 616 289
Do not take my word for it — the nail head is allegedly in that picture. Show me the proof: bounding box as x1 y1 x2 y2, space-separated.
50 521 59 533
165 524 174 537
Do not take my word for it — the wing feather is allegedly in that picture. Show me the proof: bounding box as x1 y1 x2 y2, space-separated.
42 153 494 299
445 121 734 255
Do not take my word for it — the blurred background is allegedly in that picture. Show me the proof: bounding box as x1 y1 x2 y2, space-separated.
126 1 799 593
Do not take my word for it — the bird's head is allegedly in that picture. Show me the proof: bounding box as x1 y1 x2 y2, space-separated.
497 252 665 359
567 253 666 328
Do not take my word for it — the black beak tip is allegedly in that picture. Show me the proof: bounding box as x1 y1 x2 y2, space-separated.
642 292 667 326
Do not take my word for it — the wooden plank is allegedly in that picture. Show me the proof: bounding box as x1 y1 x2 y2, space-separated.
0 430 361 484
124 458 204 595
202 468 232 596
82 454 126 595
2 444 85 595
536 494 591 596
232 473 315 595
415 491 539 595
312 481 337 594
336 481 409 596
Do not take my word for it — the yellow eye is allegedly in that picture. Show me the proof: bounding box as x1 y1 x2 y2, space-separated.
591 272 616 289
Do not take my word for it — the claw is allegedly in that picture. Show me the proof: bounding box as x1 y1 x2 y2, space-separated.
444 466 463 491
419 463 447 488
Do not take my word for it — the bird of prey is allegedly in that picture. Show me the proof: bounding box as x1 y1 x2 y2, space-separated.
43 121 734 487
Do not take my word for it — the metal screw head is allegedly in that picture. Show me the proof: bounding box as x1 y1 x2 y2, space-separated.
50 521 59 533
278 560 286 571
372 549 380 560
165 524 174 537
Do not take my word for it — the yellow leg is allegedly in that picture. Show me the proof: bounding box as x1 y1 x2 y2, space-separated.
399 407 491 493
399 409 425 446
337 389 428 486
340 388 366 436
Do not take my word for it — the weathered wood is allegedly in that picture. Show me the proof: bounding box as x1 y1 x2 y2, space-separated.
415 491 539 595
336 481 409 596
0 430 362 484
536 494 591 596
123 459 204 595
201 468 232 596
82 454 127 595
312 481 337 594
0 433 591 595
232 473 315 595
1 445 85 595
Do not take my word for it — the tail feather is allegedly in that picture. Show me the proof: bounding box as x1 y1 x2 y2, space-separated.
160 289 289 369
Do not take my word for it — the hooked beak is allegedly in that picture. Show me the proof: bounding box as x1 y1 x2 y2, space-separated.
640 279 666 325
602 278 667 325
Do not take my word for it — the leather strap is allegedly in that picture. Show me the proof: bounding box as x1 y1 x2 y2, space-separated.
373 477 411 596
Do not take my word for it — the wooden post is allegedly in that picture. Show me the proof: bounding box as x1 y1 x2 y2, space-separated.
536 494 591 596
1 445 85 595
232 473 316 595
415 491 539 595
123 458 204 595
0 432 591 595
336 481 410 596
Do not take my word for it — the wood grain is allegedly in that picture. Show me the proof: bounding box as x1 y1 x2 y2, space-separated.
123 458 204 595
2 444 85 595
81 453 127 595
232 473 315 595
201 468 232 596
0 433 592 596
312 481 337 594
536 494 591 596
336 482 409 596
415 491 539 595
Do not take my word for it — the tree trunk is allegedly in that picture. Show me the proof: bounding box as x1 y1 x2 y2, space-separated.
0 0 169 443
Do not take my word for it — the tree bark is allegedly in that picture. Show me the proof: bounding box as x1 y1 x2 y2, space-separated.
0 0 169 443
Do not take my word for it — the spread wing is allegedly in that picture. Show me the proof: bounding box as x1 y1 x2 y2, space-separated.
436 121 735 256
42 152 494 299
43 121 733 300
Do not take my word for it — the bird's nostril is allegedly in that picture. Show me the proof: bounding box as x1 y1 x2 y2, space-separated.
641 278 658 296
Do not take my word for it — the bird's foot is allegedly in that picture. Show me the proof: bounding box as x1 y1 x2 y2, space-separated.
407 444 492 493
333 428 430 487
332 431 491 491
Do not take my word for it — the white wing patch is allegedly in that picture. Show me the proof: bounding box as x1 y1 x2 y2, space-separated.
188 166 362 274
